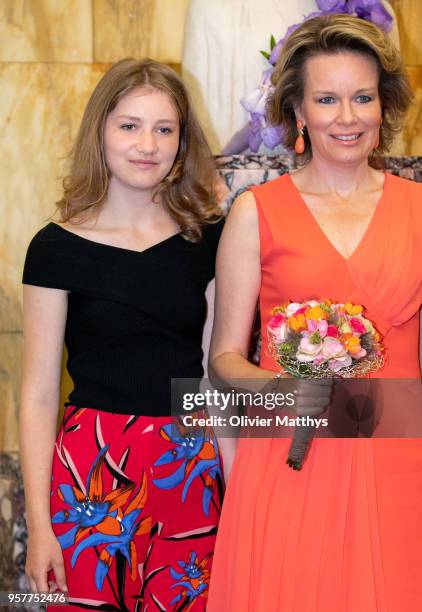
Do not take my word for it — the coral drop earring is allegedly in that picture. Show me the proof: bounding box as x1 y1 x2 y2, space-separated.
295 120 305 154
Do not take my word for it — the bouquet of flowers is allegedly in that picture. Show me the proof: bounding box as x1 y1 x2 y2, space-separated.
267 299 384 469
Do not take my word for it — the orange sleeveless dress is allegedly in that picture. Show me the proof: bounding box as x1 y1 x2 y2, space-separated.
208 173 422 612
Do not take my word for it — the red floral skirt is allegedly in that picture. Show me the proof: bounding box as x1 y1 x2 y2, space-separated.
47 406 223 611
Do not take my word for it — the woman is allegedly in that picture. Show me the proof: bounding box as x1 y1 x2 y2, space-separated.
20 58 223 611
208 14 421 612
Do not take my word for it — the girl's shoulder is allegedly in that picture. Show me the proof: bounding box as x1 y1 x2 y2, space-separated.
22 222 96 291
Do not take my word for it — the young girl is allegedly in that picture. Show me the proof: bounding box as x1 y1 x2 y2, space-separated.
20 58 224 611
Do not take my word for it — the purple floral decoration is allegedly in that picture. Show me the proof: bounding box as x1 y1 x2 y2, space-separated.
241 0 393 152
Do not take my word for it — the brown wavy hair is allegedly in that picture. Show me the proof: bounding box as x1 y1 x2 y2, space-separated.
57 58 221 241
267 14 413 162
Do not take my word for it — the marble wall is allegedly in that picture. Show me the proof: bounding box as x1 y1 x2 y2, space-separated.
1 1 422 454
391 0 422 154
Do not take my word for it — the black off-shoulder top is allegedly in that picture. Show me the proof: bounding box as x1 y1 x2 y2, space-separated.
22 221 223 416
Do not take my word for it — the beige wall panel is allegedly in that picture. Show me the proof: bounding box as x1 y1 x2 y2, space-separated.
0 63 107 332
404 66 422 155
0 0 93 63
94 0 155 62
0 334 21 453
391 0 422 66
148 0 190 63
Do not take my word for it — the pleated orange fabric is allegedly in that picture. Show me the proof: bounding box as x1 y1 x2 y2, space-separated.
208 172 422 612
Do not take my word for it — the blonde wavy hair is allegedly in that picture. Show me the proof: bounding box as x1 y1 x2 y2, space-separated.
267 14 413 162
57 58 221 241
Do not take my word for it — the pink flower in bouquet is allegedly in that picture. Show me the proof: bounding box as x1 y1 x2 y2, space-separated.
350 317 367 334
268 312 286 328
285 302 304 317
328 354 353 372
268 312 288 343
318 319 328 337
297 336 323 363
307 318 317 332
307 318 328 337
321 336 348 360
326 325 340 338
270 322 289 344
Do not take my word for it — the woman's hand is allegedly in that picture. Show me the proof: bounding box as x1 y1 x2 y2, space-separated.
26 529 67 593
293 378 333 416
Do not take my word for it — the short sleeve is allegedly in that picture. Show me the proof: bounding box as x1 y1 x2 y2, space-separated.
22 224 72 291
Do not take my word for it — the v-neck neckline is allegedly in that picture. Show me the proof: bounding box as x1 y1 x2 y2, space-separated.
49 222 183 256
286 172 388 263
